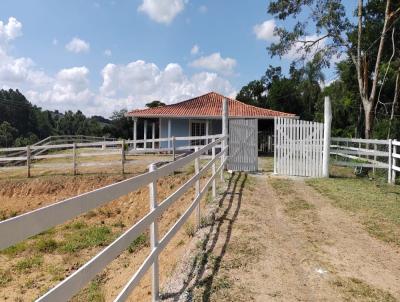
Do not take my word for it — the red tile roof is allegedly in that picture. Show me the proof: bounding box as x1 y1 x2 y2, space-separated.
126 92 296 119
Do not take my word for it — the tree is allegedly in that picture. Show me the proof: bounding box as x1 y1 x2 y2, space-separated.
267 0 400 138
146 100 166 108
0 122 18 147
236 80 267 107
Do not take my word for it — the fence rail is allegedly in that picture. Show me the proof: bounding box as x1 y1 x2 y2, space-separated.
0 134 228 301
330 137 399 183
0 134 224 177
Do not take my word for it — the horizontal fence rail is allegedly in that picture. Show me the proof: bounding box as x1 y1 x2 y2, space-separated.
0 135 228 301
330 137 399 184
0 134 224 177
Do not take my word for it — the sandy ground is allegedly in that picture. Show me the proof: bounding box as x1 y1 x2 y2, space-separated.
0 156 217 301
162 170 400 301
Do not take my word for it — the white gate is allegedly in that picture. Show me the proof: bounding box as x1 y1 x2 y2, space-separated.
274 117 324 177
228 119 258 171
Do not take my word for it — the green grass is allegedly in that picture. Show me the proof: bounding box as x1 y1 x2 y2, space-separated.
128 233 149 253
60 225 114 253
270 178 295 195
15 255 43 272
1 242 27 256
332 277 396 301
35 238 58 253
0 269 12 287
284 197 315 217
307 176 400 246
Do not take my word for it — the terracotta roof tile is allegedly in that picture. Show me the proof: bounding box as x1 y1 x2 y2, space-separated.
126 92 295 118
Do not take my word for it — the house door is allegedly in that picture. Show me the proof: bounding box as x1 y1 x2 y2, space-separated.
190 120 207 146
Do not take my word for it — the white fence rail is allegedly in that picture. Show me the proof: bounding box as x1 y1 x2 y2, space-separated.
0 134 228 301
330 137 399 183
0 134 223 177
274 117 324 177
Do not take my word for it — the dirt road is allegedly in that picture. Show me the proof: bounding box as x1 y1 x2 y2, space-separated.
163 172 400 301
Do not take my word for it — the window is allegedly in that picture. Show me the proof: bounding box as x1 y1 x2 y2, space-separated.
190 121 206 146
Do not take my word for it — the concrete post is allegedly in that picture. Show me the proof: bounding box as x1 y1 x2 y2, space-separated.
133 118 138 150
221 98 228 181
322 96 332 178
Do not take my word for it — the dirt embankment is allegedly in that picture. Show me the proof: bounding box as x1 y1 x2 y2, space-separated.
0 165 215 301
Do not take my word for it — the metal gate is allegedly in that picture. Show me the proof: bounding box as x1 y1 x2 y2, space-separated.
228 119 258 171
274 117 324 177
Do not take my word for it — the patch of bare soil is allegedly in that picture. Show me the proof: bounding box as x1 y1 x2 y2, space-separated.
0 160 215 301
162 172 400 301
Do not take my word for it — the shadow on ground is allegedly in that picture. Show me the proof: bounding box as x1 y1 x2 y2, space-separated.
161 172 247 301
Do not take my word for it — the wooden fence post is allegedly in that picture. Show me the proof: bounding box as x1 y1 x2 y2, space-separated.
322 96 332 178
212 138 216 199
388 139 393 184
121 140 125 175
26 145 31 178
148 163 159 302
195 147 201 229
73 143 77 176
172 136 176 161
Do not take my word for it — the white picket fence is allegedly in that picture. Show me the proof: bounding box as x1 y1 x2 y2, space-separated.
274 117 325 177
331 137 399 183
0 134 228 301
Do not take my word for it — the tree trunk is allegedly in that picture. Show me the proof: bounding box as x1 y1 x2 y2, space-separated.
363 100 374 139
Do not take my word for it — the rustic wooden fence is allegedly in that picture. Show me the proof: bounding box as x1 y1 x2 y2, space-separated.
330 137 399 183
0 134 228 301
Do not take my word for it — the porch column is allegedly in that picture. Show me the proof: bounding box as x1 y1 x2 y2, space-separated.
167 119 171 149
206 120 209 144
144 120 147 149
133 117 138 149
152 122 156 149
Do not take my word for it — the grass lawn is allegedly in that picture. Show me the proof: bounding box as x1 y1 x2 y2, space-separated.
307 166 400 246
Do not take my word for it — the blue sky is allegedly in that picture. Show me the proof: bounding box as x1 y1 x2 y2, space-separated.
0 0 356 117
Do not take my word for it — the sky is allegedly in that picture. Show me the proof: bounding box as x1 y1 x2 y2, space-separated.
0 0 356 118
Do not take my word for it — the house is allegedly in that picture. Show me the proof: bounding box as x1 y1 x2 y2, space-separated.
126 92 296 151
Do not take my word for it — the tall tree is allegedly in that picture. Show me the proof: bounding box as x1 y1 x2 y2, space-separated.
267 0 400 138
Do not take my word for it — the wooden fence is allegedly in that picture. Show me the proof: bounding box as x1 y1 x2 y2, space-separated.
330 137 399 183
0 134 228 301
0 135 223 177
274 117 325 177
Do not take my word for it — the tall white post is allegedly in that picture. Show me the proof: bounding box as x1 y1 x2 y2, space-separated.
322 96 332 178
212 138 216 199
195 147 201 229
152 122 156 150
167 119 172 150
388 139 393 184
144 120 147 149
148 164 159 302
133 117 138 150
221 98 228 181
393 142 397 184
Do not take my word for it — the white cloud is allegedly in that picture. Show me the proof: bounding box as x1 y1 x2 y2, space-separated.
0 17 22 42
138 0 186 24
104 49 112 57
199 5 207 13
190 52 236 75
191 44 199 55
253 19 277 41
97 60 236 113
65 37 90 53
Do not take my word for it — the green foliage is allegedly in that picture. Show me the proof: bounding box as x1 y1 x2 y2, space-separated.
1 242 27 256
0 89 134 147
128 233 149 253
146 100 166 108
35 238 58 253
16 255 43 272
60 225 113 253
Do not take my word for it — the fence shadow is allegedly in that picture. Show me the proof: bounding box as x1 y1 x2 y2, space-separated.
161 171 247 301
